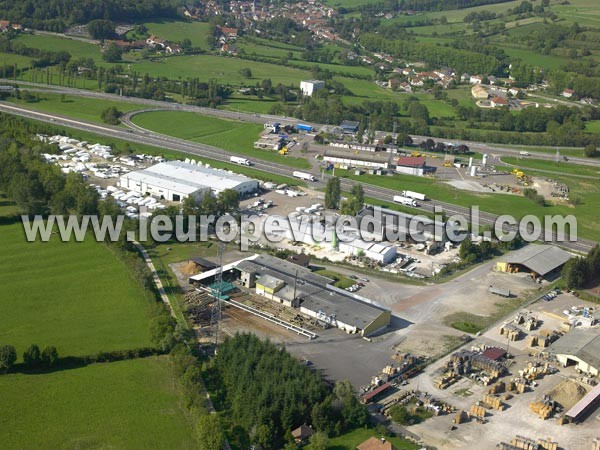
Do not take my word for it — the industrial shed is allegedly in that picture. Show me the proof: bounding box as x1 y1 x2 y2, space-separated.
119 160 259 202
234 254 392 336
395 156 427 176
547 329 600 376
495 245 572 279
338 239 397 264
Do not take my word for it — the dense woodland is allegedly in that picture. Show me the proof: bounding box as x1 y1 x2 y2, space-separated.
205 333 368 449
0 0 182 31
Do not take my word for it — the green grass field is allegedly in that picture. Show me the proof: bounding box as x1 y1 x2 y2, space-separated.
141 20 212 49
0 357 196 450
315 269 355 289
6 92 147 124
586 120 600 133
131 110 311 169
15 33 105 64
0 51 33 69
0 208 153 357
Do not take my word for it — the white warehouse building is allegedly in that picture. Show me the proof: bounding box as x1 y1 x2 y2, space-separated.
119 160 259 202
300 79 325 97
338 239 397 264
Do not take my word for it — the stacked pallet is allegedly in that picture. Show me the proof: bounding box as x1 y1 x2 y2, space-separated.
482 394 504 411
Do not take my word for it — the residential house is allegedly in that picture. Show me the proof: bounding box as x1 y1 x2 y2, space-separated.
562 88 574 98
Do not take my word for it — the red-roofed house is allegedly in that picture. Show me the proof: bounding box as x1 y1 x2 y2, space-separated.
0 20 10 31
395 156 426 176
562 88 574 98
357 437 398 450
491 96 509 108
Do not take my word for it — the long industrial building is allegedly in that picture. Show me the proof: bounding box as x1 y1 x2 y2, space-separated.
233 254 392 336
119 160 259 202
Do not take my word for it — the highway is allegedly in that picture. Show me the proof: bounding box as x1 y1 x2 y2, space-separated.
4 79 600 168
0 102 595 254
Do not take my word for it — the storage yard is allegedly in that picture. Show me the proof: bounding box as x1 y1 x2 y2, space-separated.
36 132 599 450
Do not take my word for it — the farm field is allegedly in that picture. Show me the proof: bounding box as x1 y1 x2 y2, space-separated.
0 204 153 358
131 110 311 169
6 92 147 124
15 33 105 64
0 357 197 450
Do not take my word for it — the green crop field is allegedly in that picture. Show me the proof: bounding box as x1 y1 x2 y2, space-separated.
0 209 153 358
0 357 196 450
6 92 147 124
131 110 311 169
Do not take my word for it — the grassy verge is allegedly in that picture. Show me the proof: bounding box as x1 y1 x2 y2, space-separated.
6 92 148 125
315 269 356 289
130 110 311 169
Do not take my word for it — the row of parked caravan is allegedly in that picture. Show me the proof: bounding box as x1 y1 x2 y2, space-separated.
90 185 166 219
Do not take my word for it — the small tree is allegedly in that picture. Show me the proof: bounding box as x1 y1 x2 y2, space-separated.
309 431 329 450
324 177 341 209
196 414 225 450
41 346 59 368
584 144 598 158
101 106 123 125
103 43 123 63
239 67 253 78
0 345 17 372
23 344 42 369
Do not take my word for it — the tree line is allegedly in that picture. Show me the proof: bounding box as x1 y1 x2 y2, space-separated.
562 245 600 290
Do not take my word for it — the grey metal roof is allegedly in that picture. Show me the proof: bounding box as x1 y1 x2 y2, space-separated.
548 329 600 371
301 291 384 329
256 274 284 290
502 245 572 276
324 150 392 164
234 254 388 330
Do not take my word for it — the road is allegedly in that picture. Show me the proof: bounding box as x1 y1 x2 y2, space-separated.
4 79 600 168
0 102 595 254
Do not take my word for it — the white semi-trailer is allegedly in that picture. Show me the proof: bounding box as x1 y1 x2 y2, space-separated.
229 156 251 166
293 171 317 182
401 190 426 201
393 195 418 207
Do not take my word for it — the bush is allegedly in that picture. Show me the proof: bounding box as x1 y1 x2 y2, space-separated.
101 106 122 125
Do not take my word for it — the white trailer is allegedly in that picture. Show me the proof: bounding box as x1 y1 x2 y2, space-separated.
401 190 426 201
293 171 317 182
229 156 251 166
393 195 418 207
